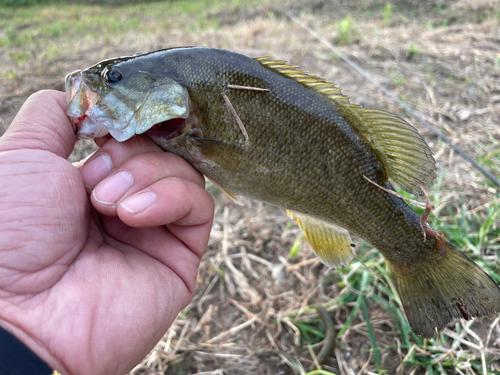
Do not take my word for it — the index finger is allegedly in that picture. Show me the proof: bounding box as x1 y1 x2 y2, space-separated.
0 90 76 158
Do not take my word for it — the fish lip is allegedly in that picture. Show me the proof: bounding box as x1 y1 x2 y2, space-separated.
74 78 143 141
66 70 91 136
66 71 88 118
65 70 82 104
66 70 113 140
75 116 110 139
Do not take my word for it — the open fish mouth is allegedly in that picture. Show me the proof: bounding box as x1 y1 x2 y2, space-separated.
65 70 142 141
65 70 111 139
65 69 191 142
145 117 190 140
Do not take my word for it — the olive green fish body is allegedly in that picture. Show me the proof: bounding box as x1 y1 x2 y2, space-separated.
143 48 425 263
66 47 500 338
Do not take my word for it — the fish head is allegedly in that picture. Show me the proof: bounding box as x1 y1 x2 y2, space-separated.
65 56 190 142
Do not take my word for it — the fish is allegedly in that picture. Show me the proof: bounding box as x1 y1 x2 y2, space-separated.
65 46 500 338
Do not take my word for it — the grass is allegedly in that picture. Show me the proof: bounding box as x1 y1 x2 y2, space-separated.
292 239 500 373
406 41 420 54
333 15 359 45
0 0 220 6
289 179 500 373
381 3 393 27
0 1 218 49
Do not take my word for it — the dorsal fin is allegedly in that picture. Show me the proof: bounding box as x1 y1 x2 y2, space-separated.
255 57 436 196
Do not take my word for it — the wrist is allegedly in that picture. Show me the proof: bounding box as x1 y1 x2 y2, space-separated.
0 317 67 375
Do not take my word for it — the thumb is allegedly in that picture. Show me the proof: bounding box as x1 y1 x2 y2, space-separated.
0 90 77 158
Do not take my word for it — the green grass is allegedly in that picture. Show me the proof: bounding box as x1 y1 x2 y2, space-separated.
406 41 421 57
289 176 500 372
0 0 192 6
0 1 215 48
333 15 359 45
381 3 393 26
289 233 305 259
292 244 500 372
0 0 275 71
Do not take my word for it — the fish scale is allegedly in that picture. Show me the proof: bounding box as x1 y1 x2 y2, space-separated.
66 46 500 338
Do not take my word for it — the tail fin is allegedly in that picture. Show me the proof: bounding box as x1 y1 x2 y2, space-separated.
390 241 500 338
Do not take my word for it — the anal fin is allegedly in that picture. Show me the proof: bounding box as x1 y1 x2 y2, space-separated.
288 211 354 268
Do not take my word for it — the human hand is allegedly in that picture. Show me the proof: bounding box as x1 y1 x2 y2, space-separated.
0 90 214 375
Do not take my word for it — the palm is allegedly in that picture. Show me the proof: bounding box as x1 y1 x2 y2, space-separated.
0 91 213 375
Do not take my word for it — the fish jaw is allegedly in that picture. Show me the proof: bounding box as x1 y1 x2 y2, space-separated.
65 70 112 139
65 70 140 141
66 70 137 140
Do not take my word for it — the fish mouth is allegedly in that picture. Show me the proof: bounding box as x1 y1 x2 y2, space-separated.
66 70 139 141
146 117 188 139
65 70 191 142
66 70 112 140
146 97 202 142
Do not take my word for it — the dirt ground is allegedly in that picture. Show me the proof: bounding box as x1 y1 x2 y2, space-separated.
1 0 500 374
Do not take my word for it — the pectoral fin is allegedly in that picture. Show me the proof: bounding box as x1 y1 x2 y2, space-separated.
288 211 354 268
187 137 248 203
189 137 247 170
206 177 244 205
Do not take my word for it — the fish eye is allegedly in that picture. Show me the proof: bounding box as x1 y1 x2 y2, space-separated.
105 68 123 84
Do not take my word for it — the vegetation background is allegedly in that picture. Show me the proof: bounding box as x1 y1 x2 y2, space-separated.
1 0 500 374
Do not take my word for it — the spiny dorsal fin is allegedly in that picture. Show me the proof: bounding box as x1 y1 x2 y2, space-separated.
256 57 436 196
256 57 352 105
287 210 354 268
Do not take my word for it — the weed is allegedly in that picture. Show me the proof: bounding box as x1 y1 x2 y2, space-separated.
406 41 421 58
8 51 30 64
0 69 19 80
382 3 393 26
333 16 358 45
0 27 21 47
289 233 304 258
39 43 60 62
395 76 405 86
41 21 71 39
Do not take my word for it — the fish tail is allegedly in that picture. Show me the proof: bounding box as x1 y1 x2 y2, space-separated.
389 241 500 338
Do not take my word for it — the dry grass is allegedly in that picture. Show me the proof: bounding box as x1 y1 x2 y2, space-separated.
1 0 500 373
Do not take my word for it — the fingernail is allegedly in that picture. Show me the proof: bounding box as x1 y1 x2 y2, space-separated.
93 171 134 205
121 190 157 214
80 154 113 189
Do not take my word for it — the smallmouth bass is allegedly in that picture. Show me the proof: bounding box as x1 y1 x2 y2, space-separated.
65 47 500 338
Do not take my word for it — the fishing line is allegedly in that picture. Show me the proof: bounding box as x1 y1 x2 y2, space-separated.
288 13 500 188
